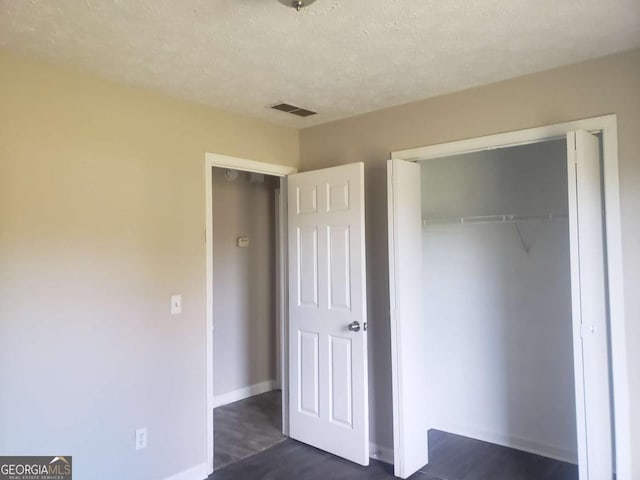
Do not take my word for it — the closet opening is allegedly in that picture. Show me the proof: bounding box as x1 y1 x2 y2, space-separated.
417 138 583 479
210 166 286 472
388 116 629 480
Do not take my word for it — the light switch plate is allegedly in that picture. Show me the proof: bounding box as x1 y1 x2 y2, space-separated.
237 236 250 248
135 427 147 450
171 295 181 315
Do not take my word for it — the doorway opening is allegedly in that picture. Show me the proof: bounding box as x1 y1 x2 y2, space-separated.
205 154 296 475
210 167 284 471
205 155 371 474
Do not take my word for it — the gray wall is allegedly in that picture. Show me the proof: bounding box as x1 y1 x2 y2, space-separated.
421 140 577 461
212 168 278 397
299 48 640 476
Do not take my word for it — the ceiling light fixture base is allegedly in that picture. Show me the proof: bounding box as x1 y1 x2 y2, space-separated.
278 0 317 11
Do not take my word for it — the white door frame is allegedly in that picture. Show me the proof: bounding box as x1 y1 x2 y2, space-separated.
390 114 631 480
204 152 297 475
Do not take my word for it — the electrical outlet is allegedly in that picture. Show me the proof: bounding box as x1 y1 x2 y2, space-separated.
135 427 147 450
237 236 250 248
171 295 181 315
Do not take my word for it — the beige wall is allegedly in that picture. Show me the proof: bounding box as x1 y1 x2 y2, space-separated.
300 48 640 476
212 168 278 397
0 50 298 480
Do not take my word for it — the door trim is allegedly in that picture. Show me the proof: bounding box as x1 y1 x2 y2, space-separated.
204 153 297 475
391 114 630 480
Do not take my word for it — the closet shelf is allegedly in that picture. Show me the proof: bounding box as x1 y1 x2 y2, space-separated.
422 211 568 226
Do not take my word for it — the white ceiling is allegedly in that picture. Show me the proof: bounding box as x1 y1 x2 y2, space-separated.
1 0 639 128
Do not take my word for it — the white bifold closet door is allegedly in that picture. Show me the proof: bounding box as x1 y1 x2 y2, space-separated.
567 130 613 479
387 159 429 479
287 162 370 466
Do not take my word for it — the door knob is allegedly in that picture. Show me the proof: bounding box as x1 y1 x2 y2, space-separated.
348 321 361 332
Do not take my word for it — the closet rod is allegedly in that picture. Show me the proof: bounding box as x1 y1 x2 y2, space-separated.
422 211 568 226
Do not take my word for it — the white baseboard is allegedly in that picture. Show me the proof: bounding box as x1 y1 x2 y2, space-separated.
370 442 394 465
163 462 208 480
431 421 578 465
213 380 277 408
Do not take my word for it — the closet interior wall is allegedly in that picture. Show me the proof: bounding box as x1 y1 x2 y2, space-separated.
420 139 579 462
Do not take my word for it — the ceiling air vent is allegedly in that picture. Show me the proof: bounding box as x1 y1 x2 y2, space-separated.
270 103 317 117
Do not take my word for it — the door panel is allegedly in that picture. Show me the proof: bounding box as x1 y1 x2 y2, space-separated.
567 130 613 479
288 162 369 466
329 335 353 427
297 226 319 307
328 225 351 310
387 159 429 479
299 331 319 416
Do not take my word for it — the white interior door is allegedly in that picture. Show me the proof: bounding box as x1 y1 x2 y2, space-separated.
287 162 369 465
387 159 429 479
567 130 613 479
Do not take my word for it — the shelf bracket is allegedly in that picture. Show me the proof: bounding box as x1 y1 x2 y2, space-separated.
513 222 530 254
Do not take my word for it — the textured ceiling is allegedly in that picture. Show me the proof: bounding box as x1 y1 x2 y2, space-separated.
1 0 639 128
